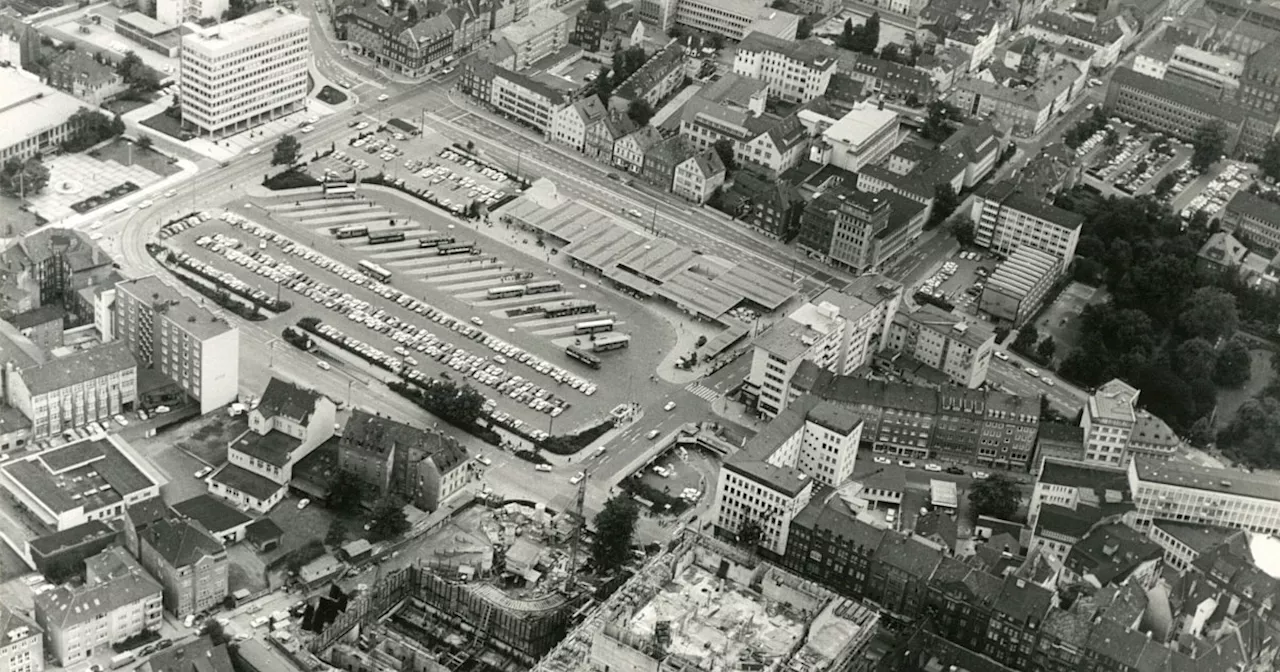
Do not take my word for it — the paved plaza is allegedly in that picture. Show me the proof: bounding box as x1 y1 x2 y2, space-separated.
27 152 165 222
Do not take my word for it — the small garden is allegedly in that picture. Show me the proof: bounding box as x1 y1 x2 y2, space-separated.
70 181 140 213
146 243 267 321
316 85 348 105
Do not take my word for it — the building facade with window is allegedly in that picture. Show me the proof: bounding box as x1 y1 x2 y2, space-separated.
733 32 838 103
969 180 1082 265
1128 459 1280 533
0 606 42 672
7 342 137 439
137 518 229 618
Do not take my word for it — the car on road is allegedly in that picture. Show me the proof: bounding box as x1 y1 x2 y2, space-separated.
377 94 390 102
1041 376 1056 386
972 471 990 479
307 116 319 124
470 317 484 326
357 121 369 130
114 413 129 426
663 401 676 411
251 617 270 628
316 360 331 370
873 456 892 465
1023 366 1039 376
646 429 660 440
570 471 585 485
164 190 176 198
475 455 492 466
138 199 153 209
898 459 917 468
994 351 1009 361
194 466 213 478
297 498 311 509
535 464 552 472
301 125 315 133
945 466 965 475
924 463 943 472
158 639 172 649
249 147 261 155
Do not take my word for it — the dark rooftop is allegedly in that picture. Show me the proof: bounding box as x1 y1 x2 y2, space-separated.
172 494 252 534
140 517 225 568
210 465 283 502
28 520 115 557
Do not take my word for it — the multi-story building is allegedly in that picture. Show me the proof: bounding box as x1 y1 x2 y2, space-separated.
711 396 862 554
1234 40 1280 116
45 50 126 105
1080 379 1181 466
1222 189 1280 251
335 1 456 77
867 533 944 617
722 171 803 238
0 228 115 322
781 497 886 597
1031 422 1085 474
970 180 1083 265
0 606 41 672
584 112 635 164
157 0 227 25
951 62 1083 137
612 125 661 174
339 410 470 511
746 281 902 418
809 188 927 275
1104 67 1254 158
28 521 118 584
1128 458 1280 533
732 32 838 103
114 276 239 415
1024 11 1126 68
816 101 900 171
549 95 607 152
1164 45 1244 96
925 557 1003 650
886 304 996 389
1146 521 1241 573
979 246 1064 326
608 43 686 113
640 134 694 190
671 150 725 203
178 8 309 137
209 377 336 513
984 575 1055 671
673 0 799 40
0 435 161 531
34 546 163 666
137 518 228 618
6 342 137 439
838 52 939 102
0 70 94 164
1028 457 1130 530
459 60 570 134
491 9 571 71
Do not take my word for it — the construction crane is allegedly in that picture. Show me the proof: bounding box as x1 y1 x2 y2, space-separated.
566 468 591 588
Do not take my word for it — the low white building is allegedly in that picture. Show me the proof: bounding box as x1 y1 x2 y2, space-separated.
0 70 89 164
816 101 900 172
1129 459 1280 534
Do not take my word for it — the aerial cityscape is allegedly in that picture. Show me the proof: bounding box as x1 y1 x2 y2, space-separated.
0 0 1279 668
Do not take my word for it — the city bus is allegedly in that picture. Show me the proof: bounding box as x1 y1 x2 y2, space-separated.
543 300 597 319
358 260 392 283
591 333 631 352
573 318 615 335
565 345 601 369
335 225 369 239
438 242 475 256
525 280 562 295
322 181 356 199
418 234 456 248
368 230 406 245
487 285 527 300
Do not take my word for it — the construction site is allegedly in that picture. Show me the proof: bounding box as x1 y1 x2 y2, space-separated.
532 531 881 672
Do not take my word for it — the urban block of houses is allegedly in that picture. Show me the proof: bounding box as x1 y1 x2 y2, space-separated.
1024 11 1130 68
608 42 686 113
733 31 838 103
45 49 127 105
0 605 42 672
1080 378 1183 466
137 516 229 618
208 377 336 513
338 409 470 511
952 62 1084 137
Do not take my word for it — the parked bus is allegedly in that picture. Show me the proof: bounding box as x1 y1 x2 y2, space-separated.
487 285 527 300
418 234 456 248
322 181 356 199
591 333 631 352
368 230 406 245
543 299 597 318
525 280 562 295
565 345 601 369
438 242 475 256
358 260 392 283
335 225 369 239
574 318 615 335
110 652 136 670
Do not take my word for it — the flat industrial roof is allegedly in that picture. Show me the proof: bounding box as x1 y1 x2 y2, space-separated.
1134 459 1280 502
2 436 156 517
0 70 87 155
822 101 899 150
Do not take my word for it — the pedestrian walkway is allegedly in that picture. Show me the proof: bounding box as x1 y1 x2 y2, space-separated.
684 382 720 402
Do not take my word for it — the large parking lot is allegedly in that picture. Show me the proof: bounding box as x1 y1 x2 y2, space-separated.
913 249 997 314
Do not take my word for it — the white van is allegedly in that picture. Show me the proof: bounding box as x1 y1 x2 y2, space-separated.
646 429 660 440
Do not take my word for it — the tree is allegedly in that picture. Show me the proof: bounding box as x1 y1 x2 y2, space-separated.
860 12 881 54
968 473 1020 523
204 619 230 646
797 15 813 39
1153 172 1178 199
136 133 153 151
840 18 855 51
223 0 254 20
272 134 302 167
952 217 975 246
1180 287 1240 342
928 183 959 228
590 495 639 571
1219 396 1280 467
325 521 347 547
880 42 901 63
736 520 763 549
0 157 49 197
627 99 654 126
1214 337 1252 388
585 0 608 11
327 471 365 510
713 138 737 173
1261 135 1280 183
406 3 419 23
1175 337 1218 382
367 498 410 542
1036 336 1057 363
594 66 613 101
1190 120 1227 173
922 100 961 142
1013 324 1039 354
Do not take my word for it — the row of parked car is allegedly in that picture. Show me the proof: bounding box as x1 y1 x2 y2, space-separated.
1181 162 1253 222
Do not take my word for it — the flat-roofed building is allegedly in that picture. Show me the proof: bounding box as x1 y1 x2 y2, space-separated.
817 101 900 171
0 70 90 164
1104 66 1257 157
1028 458 1130 530
1165 45 1243 96
886 304 996 389
34 546 162 666
1222 189 1280 250
0 435 161 531
733 32 838 103
1129 458 1280 533
178 8 309 137
27 520 118 583
6 342 137 440
1146 521 1241 573
674 0 799 40
0 605 42 672
157 0 228 26
1081 378 1182 466
492 9 571 71
970 180 1083 265
951 63 1083 137
114 276 239 415
979 246 1063 326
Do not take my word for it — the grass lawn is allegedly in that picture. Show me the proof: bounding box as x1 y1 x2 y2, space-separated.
140 109 191 141
104 98 151 116
94 138 181 177
170 413 248 466
316 85 348 106
226 545 268 592
0 195 43 237
1214 349 1276 428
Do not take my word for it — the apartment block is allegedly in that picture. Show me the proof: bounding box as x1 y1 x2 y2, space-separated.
1103 67 1253 158
746 279 902 418
1129 459 1280 533
0 70 93 164
0 228 115 328
1028 457 1130 530
0 606 42 672
671 150 726 204
1081 379 1182 466
886 304 996 389
0 435 160 532
1146 521 1240 573
549 95 607 152
210 377 336 513
459 60 570 134
806 188 927 275
34 546 163 666
970 180 1083 265
492 9 571 71
711 396 862 554
339 410 471 512
979 246 1064 326
178 8 310 137
1222 189 1280 250
6 342 137 439
137 518 229 618
608 43 686 113
732 32 838 103
335 1 456 77
951 63 1083 137
1024 11 1127 69
113 276 239 415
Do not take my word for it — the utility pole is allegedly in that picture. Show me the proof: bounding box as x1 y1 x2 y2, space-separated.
649 202 658 234
567 468 589 587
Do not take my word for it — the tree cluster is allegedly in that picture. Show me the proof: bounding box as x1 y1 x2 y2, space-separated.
627 99 654 126
222 0 255 20
1011 324 1057 364
272 134 302 167
411 377 487 427
367 498 410 542
1190 120 1227 173
326 470 366 511
879 41 923 66
839 13 879 55
0 157 50 197
591 495 639 571
595 46 649 102
927 183 959 228
115 52 160 94
1062 109 1108 149
968 473 1019 523
921 100 962 143
1218 355 1280 467
61 108 125 153
1260 136 1280 183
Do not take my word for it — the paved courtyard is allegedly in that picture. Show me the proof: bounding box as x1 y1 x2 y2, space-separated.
27 151 165 221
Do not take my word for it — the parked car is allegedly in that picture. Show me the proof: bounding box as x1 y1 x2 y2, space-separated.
569 471 585 484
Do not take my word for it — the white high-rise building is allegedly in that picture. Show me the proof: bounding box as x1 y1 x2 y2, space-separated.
179 8 309 137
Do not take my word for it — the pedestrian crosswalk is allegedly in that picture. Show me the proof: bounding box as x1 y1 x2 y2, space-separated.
685 383 720 402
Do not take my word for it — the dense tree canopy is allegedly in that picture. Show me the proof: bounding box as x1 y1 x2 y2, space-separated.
1179 287 1240 342
368 498 410 542
0 157 49 197
968 473 1019 523
272 134 301 167
1190 120 1227 173
591 495 639 571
